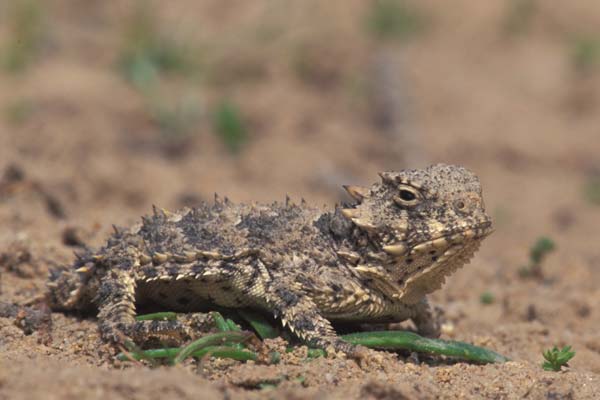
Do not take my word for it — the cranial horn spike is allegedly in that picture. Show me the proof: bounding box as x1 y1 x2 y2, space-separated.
342 185 370 201
341 208 359 219
352 219 377 231
382 243 407 256
378 172 396 184
214 193 221 205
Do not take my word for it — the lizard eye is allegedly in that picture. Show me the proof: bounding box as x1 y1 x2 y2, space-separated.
393 185 421 207
399 189 416 201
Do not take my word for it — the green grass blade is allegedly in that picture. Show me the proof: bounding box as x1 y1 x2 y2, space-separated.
126 310 509 365
117 345 257 362
174 331 252 364
237 309 280 339
135 312 177 321
186 346 257 362
225 318 242 332
342 331 509 364
211 311 230 332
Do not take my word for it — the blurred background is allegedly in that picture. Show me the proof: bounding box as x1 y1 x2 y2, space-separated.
1 0 600 257
1 0 600 373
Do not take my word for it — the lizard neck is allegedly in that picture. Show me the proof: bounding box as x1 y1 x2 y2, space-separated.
320 207 391 264
320 207 411 302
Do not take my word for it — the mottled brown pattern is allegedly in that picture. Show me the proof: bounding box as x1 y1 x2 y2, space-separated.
46 164 492 357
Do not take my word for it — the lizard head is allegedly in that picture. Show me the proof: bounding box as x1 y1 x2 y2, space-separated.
342 164 493 303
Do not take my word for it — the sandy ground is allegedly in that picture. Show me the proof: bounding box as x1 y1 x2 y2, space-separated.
1 0 600 398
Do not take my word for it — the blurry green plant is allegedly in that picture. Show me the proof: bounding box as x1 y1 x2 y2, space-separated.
480 291 495 305
519 236 556 278
148 94 201 141
213 100 248 154
583 176 600 205
3 99 35 126
571 36 600 74
1 0 46 73
366 0 424 42
529 237 555 264
117 1 195 89
542 345 575 371
502 0 536 36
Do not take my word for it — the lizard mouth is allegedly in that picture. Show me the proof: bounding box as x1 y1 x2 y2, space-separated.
395 221 493 303
400 220 493 256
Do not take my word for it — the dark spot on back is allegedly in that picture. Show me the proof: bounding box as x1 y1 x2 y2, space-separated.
314 209 353 239
276 287 299 307
138 214 182 253
238 205 304 249
175 208 232 253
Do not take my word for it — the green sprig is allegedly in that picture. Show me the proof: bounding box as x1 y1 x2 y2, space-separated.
542 345 575 371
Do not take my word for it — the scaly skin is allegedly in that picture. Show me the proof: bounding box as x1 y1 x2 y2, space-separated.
46 164 493 359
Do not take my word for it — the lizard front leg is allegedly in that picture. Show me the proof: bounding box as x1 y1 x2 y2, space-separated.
265 282 366 358
96 268 190 344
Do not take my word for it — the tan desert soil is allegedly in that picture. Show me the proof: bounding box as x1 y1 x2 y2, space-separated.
1 1 600 398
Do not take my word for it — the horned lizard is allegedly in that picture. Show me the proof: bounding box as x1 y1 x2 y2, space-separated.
47 164 492 358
